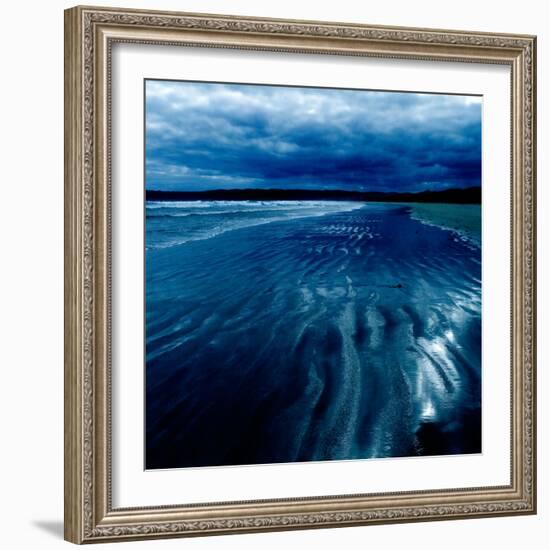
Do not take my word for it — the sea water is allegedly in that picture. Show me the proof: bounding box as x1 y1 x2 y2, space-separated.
145 201 481 469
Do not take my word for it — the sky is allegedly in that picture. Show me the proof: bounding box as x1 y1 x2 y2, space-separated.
145 80 482 193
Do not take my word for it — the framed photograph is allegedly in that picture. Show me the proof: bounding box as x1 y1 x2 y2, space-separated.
64 5 537 544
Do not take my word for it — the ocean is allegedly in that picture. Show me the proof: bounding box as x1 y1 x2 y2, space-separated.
145 200 481 469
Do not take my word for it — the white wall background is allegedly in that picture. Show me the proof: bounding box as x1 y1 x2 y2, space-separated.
0 1 546 548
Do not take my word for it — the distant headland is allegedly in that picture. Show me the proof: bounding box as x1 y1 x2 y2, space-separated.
146 186 481 204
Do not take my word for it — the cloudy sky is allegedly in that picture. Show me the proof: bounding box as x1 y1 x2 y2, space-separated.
145 80 481 193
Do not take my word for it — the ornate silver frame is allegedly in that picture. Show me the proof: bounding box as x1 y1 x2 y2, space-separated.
64 5 537 544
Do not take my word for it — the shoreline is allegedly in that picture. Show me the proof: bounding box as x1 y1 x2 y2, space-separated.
408 203 481 248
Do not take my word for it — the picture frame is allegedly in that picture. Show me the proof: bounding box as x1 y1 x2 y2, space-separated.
64 5 537 544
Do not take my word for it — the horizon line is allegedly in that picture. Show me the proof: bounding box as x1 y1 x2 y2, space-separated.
146 185 481 194
145 186 481 204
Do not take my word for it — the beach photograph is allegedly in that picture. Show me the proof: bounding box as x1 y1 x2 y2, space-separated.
144 80 482 470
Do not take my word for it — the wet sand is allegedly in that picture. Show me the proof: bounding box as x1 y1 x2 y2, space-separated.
145 202 481 469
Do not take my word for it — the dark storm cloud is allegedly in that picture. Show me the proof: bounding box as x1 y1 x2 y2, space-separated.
145 80 482 192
